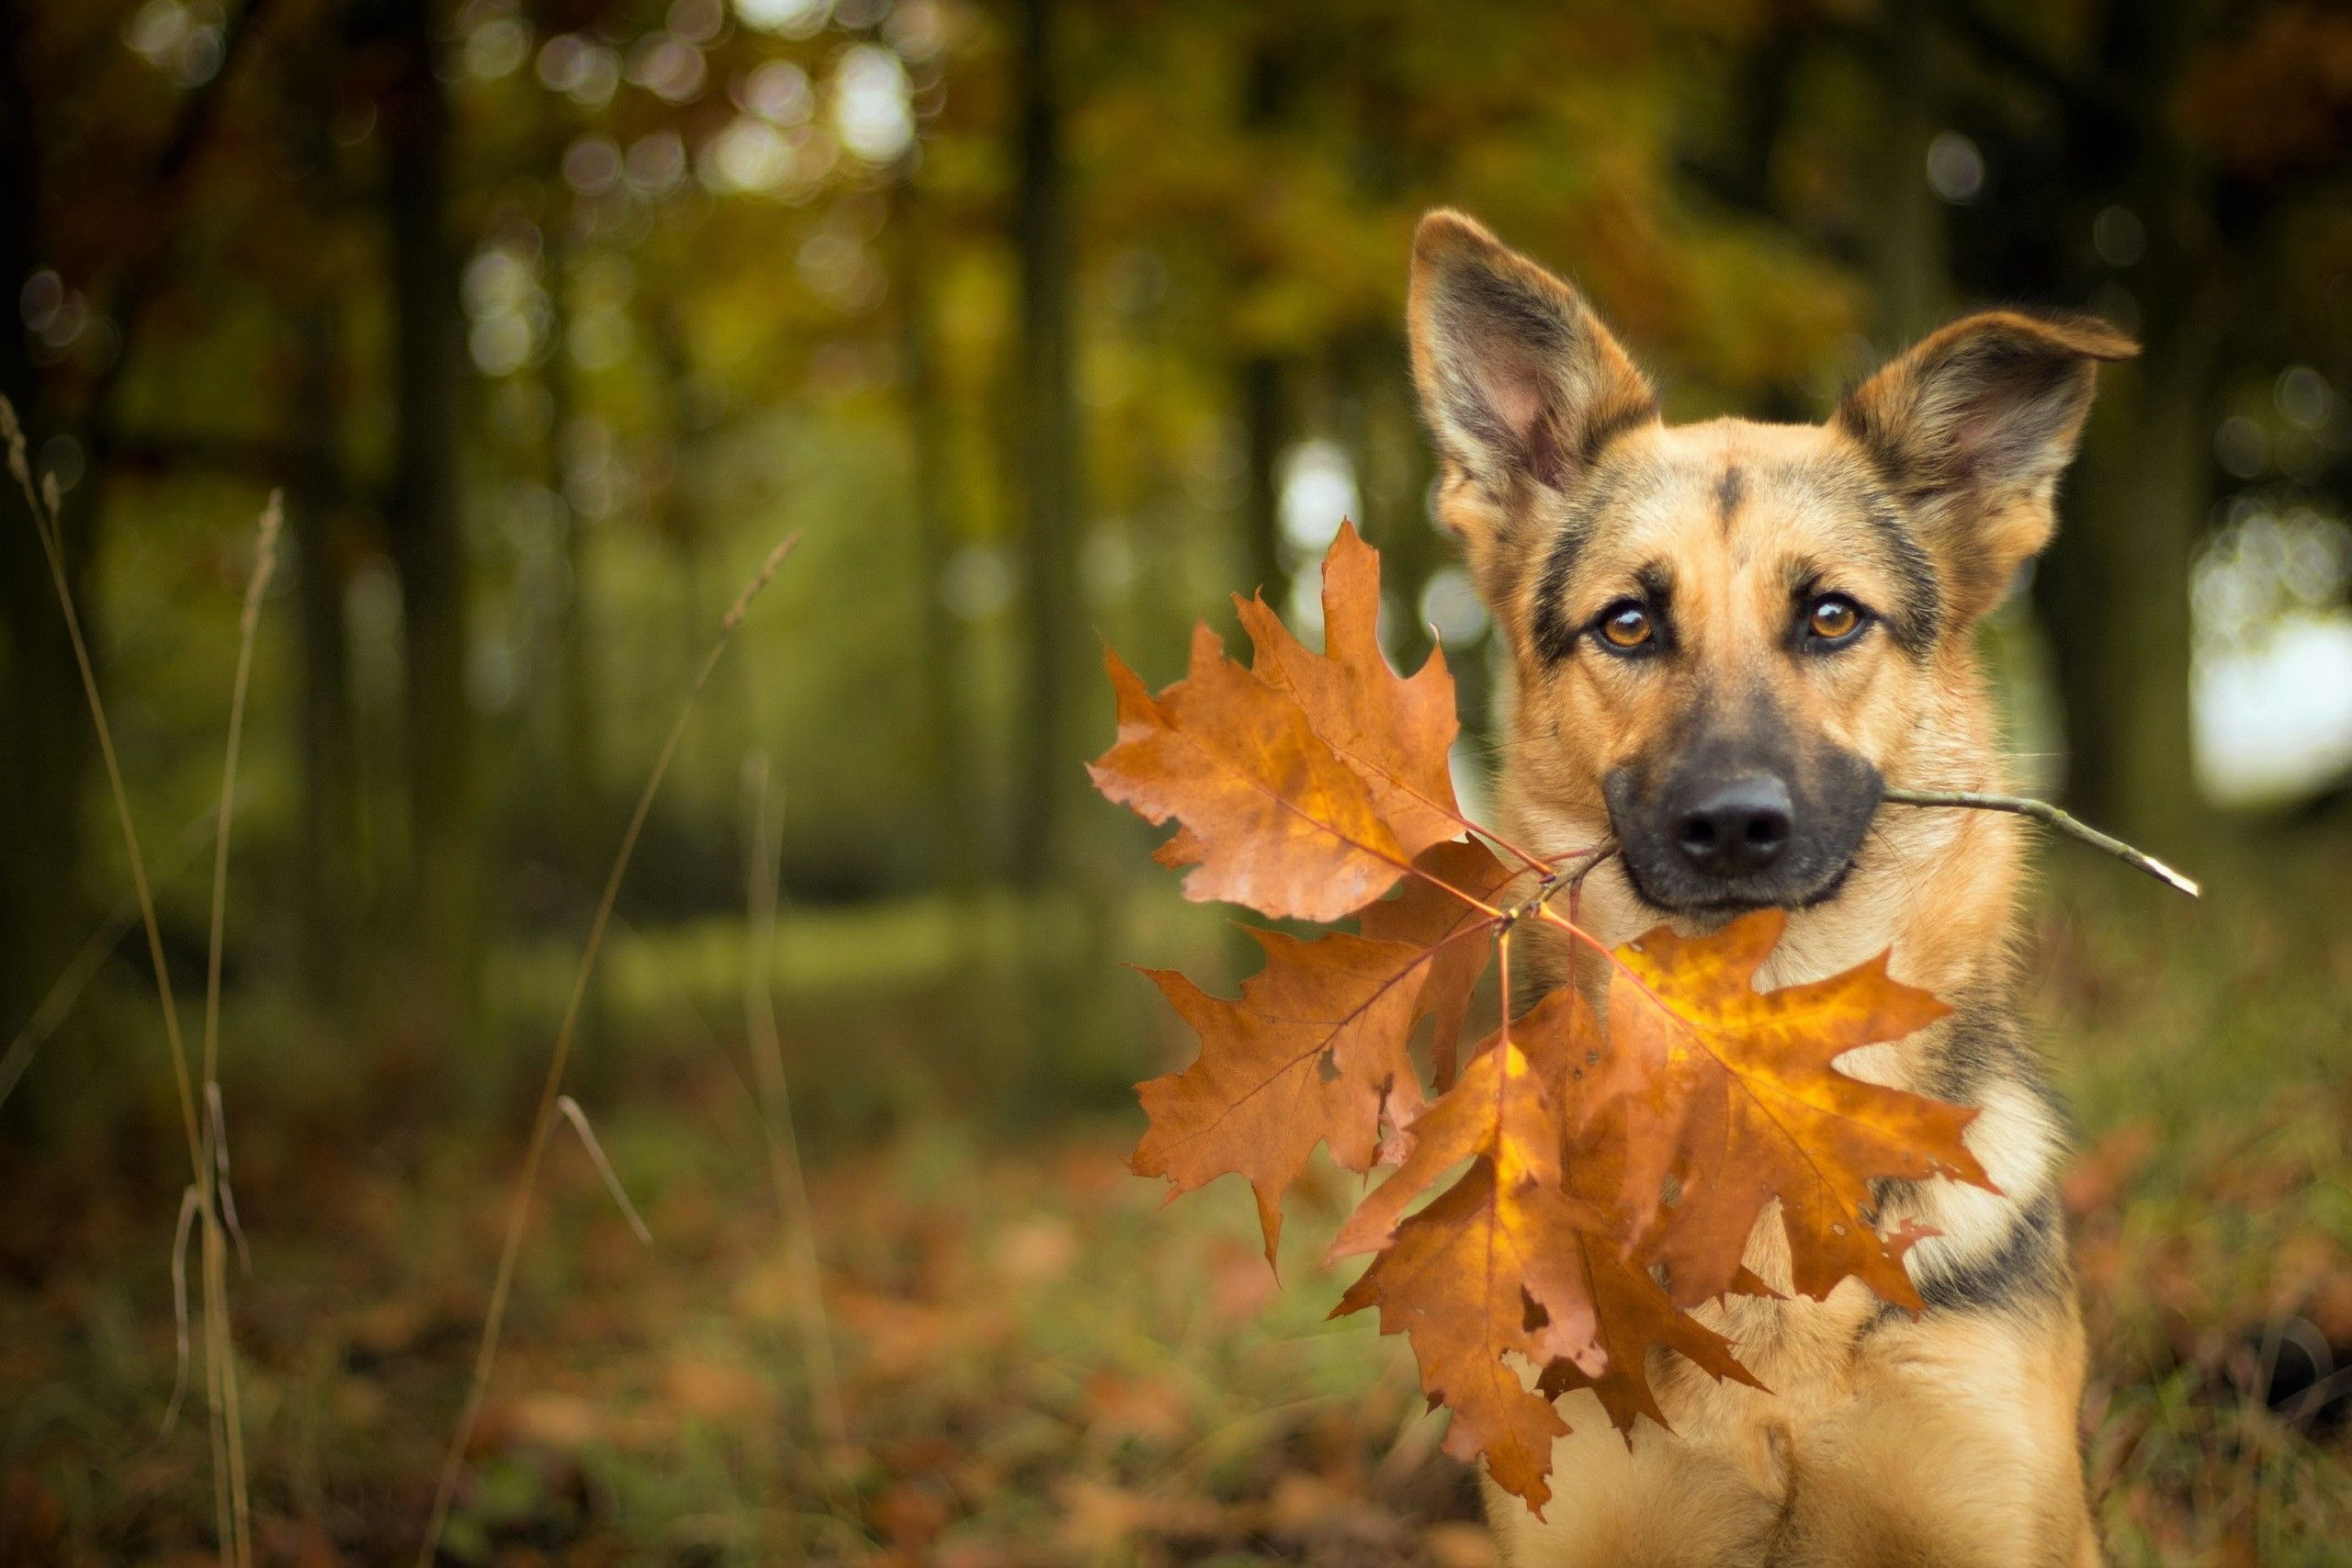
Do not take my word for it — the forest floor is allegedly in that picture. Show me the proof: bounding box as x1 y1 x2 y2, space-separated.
4 837 2351 1566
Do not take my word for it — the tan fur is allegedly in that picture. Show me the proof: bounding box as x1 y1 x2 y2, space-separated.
1405 212 2122 1566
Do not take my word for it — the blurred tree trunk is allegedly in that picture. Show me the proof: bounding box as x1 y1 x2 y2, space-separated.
1231 31 1295 614
1008 0 1082 887
541 229 599 867
1347 329 1436 657
2048 298 2217 852
282 34 359 1007
0 0 89 1043
1236 355 1286 604
381 0 480 1032
287 299 362 1004
893 163 974 886
1868 0 1948 347
2026 2 2211 852
0 0 268 1036
649 305 741 821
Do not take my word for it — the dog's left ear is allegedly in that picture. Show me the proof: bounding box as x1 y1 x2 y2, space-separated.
1407 210 1657 595
1838 310 2137 624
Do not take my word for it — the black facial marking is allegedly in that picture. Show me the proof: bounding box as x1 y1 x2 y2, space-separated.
1862 500 1944 654
1603 711 1881 915
1531 457 1647 662
1785 452 1944 654
1713 464 1746 532
1633 560 1675 615
1578 396 1657 470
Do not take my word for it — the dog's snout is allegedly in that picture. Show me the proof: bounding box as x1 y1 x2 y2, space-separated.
1669 773 1792 878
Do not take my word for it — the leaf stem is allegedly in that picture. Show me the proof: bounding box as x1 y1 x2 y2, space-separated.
1879 788 2199 897
1496 930 1512 1054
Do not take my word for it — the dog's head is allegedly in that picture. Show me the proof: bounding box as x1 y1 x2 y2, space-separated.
1407 210 2132 915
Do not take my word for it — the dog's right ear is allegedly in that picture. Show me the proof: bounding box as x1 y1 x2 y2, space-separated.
1407 210 1657 535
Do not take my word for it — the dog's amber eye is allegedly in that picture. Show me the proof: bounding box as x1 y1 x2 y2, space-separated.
1806 596 1862 642
1600 603 1655 649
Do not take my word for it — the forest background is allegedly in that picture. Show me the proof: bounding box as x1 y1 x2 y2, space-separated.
3 0 2351 1562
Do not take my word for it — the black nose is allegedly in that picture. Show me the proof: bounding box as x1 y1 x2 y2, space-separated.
1670 773 1793 877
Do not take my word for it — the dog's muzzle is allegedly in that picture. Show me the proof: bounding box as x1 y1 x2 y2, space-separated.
1604 746 1882 913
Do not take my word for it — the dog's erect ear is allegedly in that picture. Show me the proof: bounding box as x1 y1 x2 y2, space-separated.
1407 209 1657 516
1838 310 2136 623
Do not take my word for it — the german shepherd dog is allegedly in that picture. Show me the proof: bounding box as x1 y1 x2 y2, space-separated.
1406 211 2132 1565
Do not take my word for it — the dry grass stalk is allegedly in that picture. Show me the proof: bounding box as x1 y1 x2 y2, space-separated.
0 808 214 1116
741 753 854 1519
416 534 800 1568
555 1095 653 1245
195 490 278 1565
1 398 262 1568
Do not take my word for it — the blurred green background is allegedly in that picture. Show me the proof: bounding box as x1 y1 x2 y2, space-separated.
2 0 2350 1562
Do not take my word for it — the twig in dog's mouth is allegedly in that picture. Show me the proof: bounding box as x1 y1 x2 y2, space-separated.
1880 788 2200 898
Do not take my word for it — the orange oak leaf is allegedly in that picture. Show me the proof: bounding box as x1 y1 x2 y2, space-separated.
1358 837 1524 1087
1535 1238 1764 1436
1332 1162 1574 1516
1600 910 1989 1308
1091 626 1412 921
1237 522 1465 854
1330 1022 1608 1374
1330 1000 1620 1514
1511 985 1768 1436
1132 929 1430 1264
1149 824 1203 869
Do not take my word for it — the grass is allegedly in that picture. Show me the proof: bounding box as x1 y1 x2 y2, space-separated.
2042 837 2352 1564
3 828 2350 1565
2 404 269 1568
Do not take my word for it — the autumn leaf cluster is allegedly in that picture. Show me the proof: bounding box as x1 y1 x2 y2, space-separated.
1089 526 1996 1514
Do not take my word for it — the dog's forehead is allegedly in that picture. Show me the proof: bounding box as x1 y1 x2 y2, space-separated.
1528 414 1941 658
1592 417 1874 547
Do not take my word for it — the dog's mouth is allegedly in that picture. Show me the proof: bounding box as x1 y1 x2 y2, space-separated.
1600 753 1883 918
1611 841 1863 917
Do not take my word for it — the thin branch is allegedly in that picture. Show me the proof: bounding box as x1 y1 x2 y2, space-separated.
1496 929 1513 1055
1880 788 2199 897
417 535 799 1568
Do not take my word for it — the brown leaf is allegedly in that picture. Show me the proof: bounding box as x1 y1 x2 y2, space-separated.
1600 911 1987 1307
1238 522 1464 855
1332 1163 1572 1516
1514 984 1765 1434
1091 626 1410 922
1535 1232 1764 1436
1330 1008 1611 1515
1133 929 1430 1263
1150 824 1203 869
1359 837 1524 1086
